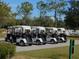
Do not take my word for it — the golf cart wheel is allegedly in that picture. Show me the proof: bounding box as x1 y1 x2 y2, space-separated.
59 39 63 43
19 40 25 46
28 44 32 46
10 39 14 43
5 38 9 42
36 40 41 45
63 38 67 43
16 43 19 46
43 42 46 45
50 39 55 44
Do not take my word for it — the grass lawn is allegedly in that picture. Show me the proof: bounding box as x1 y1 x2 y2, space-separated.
12 45 79 59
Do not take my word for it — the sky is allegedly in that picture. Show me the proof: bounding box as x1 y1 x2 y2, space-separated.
3 0 42 17
3 0 70 19
3 0 54 18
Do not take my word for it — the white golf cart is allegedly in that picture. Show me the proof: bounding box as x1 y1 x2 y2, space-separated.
31 26 47 45
5 26 32 46
46 27 58 44
57 28 67 43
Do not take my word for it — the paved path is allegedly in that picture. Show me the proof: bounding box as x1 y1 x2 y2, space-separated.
16 40 79 52
0 38 79 52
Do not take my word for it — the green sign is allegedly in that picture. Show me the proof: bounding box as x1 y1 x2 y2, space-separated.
69 40 75 59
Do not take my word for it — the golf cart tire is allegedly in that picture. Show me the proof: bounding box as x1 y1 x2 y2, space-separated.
59 39 63 43
36 40 41 45
19 40 25 46
50 39 56 44
5 38 9 42
28 44 32 46
42 42 46 45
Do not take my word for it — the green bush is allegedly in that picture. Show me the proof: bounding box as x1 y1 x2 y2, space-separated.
0 42 16 59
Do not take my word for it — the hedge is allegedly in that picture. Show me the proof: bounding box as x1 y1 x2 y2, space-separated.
0 42 16 59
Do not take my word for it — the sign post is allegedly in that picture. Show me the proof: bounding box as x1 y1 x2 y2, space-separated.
69 40 75 59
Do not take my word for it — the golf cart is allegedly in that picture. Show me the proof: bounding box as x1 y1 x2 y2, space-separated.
57 28 67 43
46 27 58 44
31 26 47 45
5 26 32 46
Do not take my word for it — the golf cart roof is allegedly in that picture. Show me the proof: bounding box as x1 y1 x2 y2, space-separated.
57 28 65 31
46 27 57 30
36 26 45 30
32 26 46 31
8 25 31 30
21 26 31 30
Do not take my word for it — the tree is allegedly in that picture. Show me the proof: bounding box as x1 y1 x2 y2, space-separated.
64 0 79 29
47 0 67 27
17 2 33 25
21 17 32 25
57 20 65 27
37 0 48 17
33 16 54 27
0 1 16 28
17 2 33 17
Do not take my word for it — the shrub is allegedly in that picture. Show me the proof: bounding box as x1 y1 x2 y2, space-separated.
0 42 16 59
